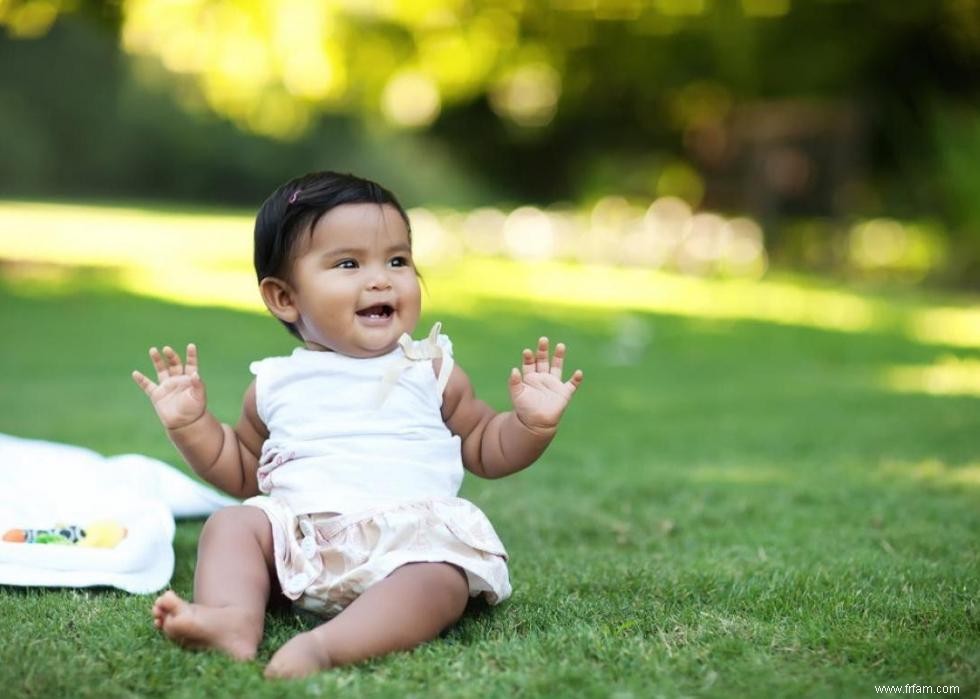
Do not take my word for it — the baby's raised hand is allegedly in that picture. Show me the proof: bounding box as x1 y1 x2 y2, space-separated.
508 337 584 434
132 344 207 430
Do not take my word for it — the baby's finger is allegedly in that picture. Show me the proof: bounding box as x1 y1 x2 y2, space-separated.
565 369 584 393
535 337 550 372
186 343 198 374
149 347 169 382
131 370 158 396
163 346 184 374
507 368 523 401
550 342 566 378
521 348 535 377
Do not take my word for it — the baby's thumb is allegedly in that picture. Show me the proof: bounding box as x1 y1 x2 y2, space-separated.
189 372 205 392
131 370 154 397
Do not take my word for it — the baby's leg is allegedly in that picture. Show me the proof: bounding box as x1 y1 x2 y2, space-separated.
153 505 275 661
265 561 470 679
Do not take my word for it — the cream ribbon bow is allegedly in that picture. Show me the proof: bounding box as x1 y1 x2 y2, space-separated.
374 322 454 408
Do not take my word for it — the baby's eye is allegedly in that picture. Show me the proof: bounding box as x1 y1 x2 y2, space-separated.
335 259 358 269
389 256 411 268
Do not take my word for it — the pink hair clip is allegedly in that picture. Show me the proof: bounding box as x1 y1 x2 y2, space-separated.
288 189 302 204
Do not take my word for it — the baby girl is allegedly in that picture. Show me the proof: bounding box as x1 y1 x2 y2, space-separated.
132 171 583 678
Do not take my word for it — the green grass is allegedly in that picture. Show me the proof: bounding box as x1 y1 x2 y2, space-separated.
0 271 977 698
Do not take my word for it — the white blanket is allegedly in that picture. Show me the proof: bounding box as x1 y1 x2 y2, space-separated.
0 433 236 594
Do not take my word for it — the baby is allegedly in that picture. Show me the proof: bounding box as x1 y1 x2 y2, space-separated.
132 171 583 678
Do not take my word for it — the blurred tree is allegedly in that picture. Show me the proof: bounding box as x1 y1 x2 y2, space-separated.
1 0 978 280
4 2 975 138
0 4 493 206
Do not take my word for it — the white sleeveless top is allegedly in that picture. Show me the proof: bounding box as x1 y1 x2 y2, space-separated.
250 323 463 515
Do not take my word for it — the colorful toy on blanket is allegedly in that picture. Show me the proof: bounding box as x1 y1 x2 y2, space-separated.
2 520 127 548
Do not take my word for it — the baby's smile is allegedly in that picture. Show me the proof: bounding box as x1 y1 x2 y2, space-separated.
355 303 396 326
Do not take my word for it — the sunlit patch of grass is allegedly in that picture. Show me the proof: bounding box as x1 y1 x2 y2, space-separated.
430 257 881 333
907 307 980 349
2 199 980 349
882 356 980 396
0 200 252 269
877 458 980 489
118 266 261 313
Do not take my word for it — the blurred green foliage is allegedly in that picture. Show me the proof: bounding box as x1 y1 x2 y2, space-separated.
0 0 978 283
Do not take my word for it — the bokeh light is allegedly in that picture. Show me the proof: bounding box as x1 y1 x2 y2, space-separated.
503 206 556 261
489 62 562 128
848 218 947 279
382 70 442 128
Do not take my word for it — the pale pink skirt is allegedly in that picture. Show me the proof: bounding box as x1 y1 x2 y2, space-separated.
243 495 512 618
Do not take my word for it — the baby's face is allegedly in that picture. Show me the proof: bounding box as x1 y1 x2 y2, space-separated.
287 203 421 357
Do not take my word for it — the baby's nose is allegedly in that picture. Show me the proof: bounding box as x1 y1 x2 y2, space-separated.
367 270 392 290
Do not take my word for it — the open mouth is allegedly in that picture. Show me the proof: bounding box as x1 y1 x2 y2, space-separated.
356 304 394 319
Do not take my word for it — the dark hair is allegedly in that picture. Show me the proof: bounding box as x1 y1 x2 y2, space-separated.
253 171 412 340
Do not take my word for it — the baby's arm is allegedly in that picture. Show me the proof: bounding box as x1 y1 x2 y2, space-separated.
132 344 265 498
441 337 583 479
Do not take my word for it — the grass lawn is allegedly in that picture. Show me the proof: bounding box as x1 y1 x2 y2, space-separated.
0 244 978 696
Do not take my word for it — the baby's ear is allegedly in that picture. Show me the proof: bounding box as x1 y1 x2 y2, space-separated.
259 277 299 323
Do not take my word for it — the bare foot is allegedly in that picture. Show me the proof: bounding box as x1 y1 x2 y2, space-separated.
264 630 333 679
152 590 261 661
